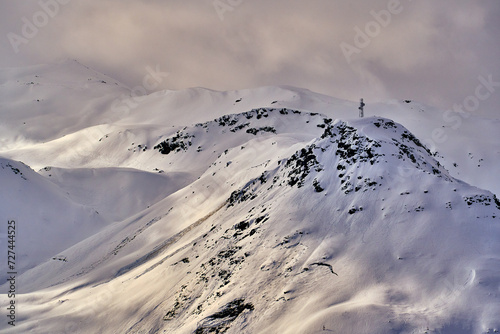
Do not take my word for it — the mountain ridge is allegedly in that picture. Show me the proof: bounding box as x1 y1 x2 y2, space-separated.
1 62 498 196
0 62 499 333
2 113 499 333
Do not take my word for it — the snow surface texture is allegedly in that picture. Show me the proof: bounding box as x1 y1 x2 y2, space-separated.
0 60 499 333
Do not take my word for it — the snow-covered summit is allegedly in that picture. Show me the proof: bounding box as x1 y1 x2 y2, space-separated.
0 62 499 333
1 61 498 195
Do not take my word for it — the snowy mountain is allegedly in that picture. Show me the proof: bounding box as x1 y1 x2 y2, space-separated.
0 61 499 333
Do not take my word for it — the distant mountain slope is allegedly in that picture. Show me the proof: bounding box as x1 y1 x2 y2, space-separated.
0 157 107 279
0 60 129 147
38 166 193 223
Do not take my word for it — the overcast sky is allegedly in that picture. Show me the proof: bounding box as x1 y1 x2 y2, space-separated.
1 0 499 117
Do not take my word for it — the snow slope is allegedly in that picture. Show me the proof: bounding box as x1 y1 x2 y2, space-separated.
0 60 129 148
0 62 499 333
0 157 107 278
37 166 192 223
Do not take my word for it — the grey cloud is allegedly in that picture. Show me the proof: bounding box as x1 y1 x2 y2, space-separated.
0 0 498 117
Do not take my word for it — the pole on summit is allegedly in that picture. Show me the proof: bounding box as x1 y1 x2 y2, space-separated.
359 98 365 118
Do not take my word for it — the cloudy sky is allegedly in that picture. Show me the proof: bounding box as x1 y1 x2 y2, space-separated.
1 0 499 117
